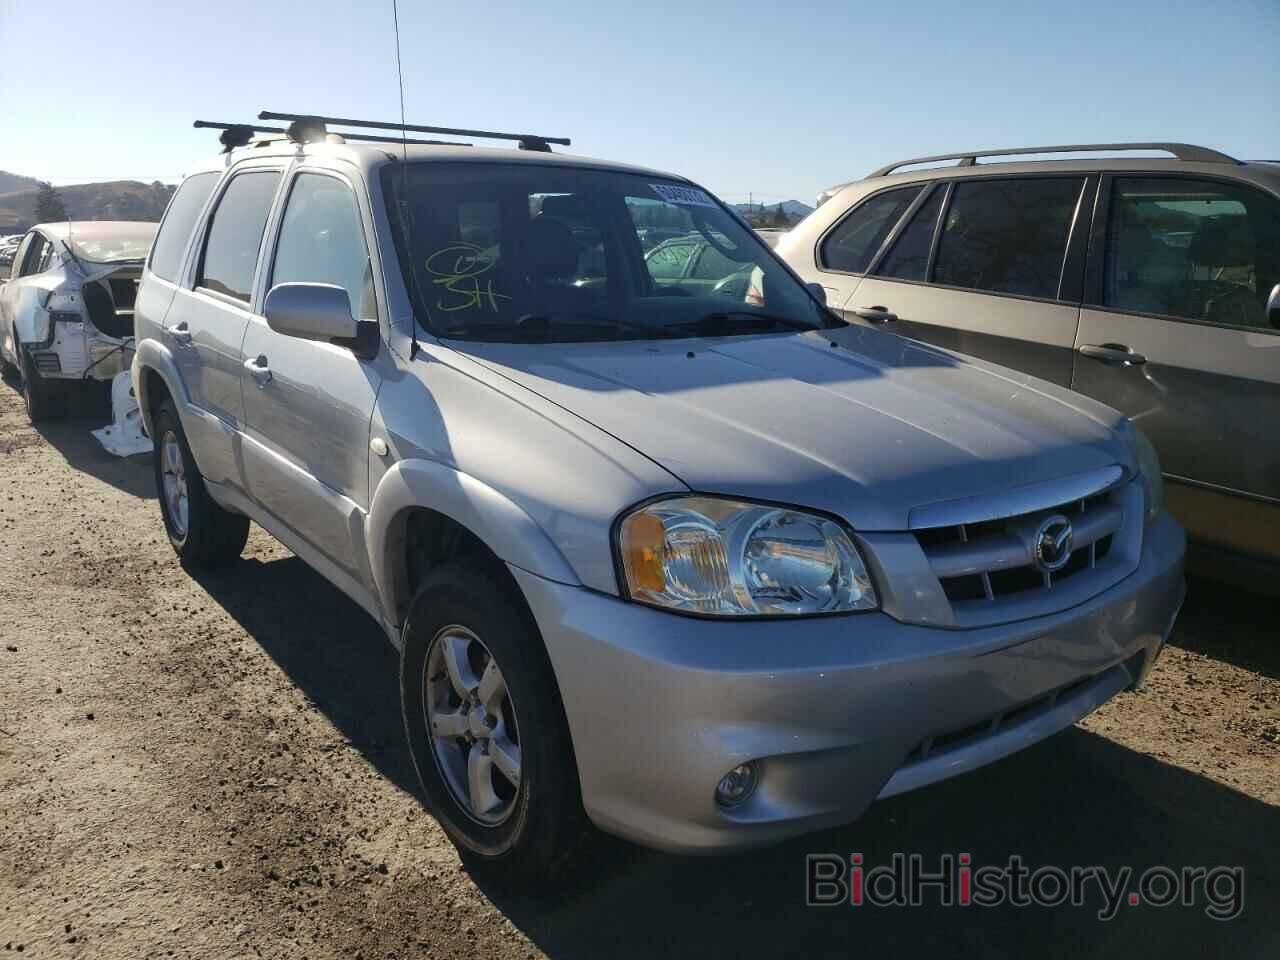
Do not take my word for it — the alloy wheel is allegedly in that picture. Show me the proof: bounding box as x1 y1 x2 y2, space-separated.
423 625 522 826
160 430 189 539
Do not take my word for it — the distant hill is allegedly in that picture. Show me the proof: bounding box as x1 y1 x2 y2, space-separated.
733 200 814 218
0 171 175 233
0 171 41 196
731 199 814 228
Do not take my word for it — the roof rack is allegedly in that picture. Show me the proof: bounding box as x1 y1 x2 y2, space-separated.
868 142 1240 178
193 120 464 153
258 110 570 153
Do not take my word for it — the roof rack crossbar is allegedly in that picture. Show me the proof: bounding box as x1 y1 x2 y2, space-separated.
193 120 466 150
868 142 1240 177
258 110 569 151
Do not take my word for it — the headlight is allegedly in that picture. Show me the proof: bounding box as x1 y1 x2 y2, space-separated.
1122 419 1164 524
616 496 877 616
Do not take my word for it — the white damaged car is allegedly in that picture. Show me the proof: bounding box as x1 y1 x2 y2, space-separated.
0 221 156 421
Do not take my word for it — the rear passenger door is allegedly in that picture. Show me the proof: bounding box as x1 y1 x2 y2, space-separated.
1072 174 1280 557
850 176 1093 386
239 169 383 586
171 167 283 487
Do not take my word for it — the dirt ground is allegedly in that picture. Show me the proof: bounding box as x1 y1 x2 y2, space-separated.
1 378 1277 960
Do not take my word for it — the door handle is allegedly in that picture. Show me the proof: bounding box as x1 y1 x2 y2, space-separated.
243 354 272 385
164 321 192 344
852 305 898 324
1078 343 1147 366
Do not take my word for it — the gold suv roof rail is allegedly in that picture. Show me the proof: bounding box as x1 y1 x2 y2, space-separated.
868 142 1240 178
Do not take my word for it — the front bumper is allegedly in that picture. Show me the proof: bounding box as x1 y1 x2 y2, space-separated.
514 511 1185 854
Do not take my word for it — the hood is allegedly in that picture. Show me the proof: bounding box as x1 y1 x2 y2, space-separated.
458 325 1132 531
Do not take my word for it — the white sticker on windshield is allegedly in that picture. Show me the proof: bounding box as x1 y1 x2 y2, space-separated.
650 183 717 208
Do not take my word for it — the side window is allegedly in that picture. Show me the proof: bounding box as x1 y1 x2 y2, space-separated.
1103 177 1280 330
820 186 922 274
645 241 696 280
877 186 945 282
18 235 48 278
271 174 375 319
150 172 219 283
8 234 32 280
933 178 1085 300
36 240 59 273
197 171 282 303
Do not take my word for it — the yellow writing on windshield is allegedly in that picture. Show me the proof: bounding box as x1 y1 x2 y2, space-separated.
424 242 511 313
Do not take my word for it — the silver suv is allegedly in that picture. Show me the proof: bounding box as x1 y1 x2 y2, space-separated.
779 143 1280 565
132 116 1185 875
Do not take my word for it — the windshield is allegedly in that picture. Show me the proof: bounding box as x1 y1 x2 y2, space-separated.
382 162 833 342
67 223 157 264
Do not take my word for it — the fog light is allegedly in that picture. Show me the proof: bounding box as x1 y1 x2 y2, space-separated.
715 761 759 808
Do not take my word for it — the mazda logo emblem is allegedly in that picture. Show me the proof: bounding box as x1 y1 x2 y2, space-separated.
1034 515 1074 572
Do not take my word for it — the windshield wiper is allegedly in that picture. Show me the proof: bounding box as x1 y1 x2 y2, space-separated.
514 312 675 340
681 310 825 335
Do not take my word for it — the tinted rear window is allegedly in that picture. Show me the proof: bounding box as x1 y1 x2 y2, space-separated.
149 172 218 283
932 178 1084 299
820 186 921 274
198 171 282 303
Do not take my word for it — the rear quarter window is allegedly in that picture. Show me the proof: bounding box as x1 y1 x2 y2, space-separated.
820 186 921 274
149 172 219 283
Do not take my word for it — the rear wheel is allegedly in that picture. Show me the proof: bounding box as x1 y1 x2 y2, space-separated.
400 563 585 878
152 398 249 567
21 351 68 422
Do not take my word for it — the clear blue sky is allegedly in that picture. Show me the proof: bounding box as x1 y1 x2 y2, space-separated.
1 0 1277 205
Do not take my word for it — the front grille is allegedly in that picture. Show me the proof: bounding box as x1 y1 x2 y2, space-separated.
910 470 1139 627
901 651 1145 766
33 353 62 373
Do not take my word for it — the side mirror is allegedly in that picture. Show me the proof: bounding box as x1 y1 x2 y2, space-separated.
806 282 827 306
1268 283 1280 329
264 282 359 342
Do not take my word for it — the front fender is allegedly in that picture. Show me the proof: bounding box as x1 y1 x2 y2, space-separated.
368 458 581 629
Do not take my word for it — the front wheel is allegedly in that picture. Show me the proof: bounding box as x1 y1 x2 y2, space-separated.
151 398 249 567
400 563 585 878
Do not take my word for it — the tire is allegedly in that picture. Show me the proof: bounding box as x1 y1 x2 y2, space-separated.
1 352 19 382
21 351 68 422
400 563 585 879
151 398 249 567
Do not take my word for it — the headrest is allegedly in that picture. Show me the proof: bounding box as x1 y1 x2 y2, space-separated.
523 217 579 280
538 194 588 220
1189 216 1254 268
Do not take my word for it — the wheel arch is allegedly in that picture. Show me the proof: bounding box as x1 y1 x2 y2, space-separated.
133 338 191 439
368 459 581 632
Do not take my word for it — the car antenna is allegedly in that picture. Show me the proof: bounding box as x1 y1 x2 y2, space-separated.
391 0 420 361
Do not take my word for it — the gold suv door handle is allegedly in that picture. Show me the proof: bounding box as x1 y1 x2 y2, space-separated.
1079 343 1147 366
852 306 898 324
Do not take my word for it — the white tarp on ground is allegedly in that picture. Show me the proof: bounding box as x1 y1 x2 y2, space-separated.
92 371 150 457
